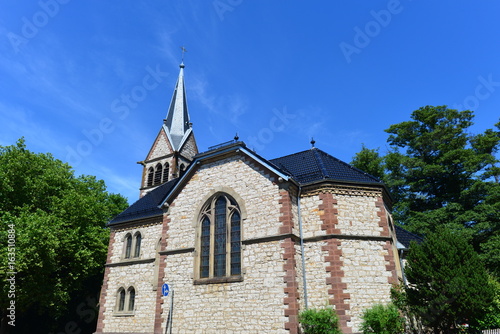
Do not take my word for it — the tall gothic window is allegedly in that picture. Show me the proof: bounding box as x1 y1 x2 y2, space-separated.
127 287 135 311
124 234 132 259
154 163 162 185
199 194 241 279
133 232 141 258
117 288 126 311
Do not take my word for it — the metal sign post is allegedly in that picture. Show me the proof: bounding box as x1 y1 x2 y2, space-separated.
163 283 173 334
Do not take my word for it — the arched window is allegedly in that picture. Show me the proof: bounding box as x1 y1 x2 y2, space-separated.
179 163 186 177
154 163 162 185
128 287 135 311
133 232 141 258
163 163 169 183
198 194 241 279
124 234 132 259
117 288 126 311
115 286 136 314
147 167 154 187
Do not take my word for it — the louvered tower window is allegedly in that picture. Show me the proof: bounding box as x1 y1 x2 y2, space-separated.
147 167 154 187
154 163 162 185
162 163 169 183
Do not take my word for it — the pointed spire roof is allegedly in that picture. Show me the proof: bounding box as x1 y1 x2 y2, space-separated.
164 62 192 151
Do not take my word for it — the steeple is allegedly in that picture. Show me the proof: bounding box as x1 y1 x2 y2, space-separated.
138 61 198 198
163 62 192 151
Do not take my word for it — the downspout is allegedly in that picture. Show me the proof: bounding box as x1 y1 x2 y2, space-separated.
297 186 309 309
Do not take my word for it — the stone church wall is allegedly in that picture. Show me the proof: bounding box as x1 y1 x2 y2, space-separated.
297 189 397 333
160 241 288 333
157 154 291 332
101 222 162 333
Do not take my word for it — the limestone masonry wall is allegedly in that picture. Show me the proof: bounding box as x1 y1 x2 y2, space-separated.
161 242 287 333
157 154 289 332
103 262 157 333
101 222 162 333
147 129 173 160
166 155 283 252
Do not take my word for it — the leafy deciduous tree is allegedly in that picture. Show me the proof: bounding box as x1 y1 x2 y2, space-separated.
0 139 128 333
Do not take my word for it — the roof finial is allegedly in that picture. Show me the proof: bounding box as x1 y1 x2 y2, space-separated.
234 133 239 141
310 137 316 148
180 46 187 67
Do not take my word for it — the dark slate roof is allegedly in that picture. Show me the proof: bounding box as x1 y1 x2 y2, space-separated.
269 148 381 185
395 225 424 249
108 178 179 226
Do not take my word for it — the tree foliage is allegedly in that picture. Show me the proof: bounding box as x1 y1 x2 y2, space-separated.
352 106 500 276
0 139 128 333
350 144 386 181
404 228 494 332
360 303 404 334
299 307 342 334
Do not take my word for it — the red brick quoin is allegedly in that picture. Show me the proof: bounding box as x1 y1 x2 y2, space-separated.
279 190 300 334
95 230 116 334
154 209 172 334
319 192 352 334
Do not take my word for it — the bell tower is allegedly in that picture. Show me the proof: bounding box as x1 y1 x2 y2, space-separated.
138 62 198 198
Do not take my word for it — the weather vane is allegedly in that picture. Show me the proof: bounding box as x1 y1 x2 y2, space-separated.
180 46 187 62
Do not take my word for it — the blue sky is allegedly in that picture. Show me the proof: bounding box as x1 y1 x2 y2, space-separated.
1 1 499 203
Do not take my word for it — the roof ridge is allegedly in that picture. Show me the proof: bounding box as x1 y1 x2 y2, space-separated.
314 148 381 183
311 148 328 179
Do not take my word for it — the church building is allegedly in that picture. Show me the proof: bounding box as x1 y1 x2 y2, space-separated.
95 62 405 334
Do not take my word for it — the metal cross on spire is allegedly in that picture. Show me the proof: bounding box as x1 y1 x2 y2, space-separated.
180 46 187 62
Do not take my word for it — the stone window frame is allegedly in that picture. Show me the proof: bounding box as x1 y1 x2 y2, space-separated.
113 286 136 316
193 187 247 285
122 230 143 260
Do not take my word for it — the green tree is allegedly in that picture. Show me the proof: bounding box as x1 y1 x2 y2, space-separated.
404 227 494 332
353 106 500 275
350 144 386 181
299 307 342 334
360 303 404 334
0 139 128 333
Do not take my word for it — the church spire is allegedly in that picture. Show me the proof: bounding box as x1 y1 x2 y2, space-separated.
163 62 192 152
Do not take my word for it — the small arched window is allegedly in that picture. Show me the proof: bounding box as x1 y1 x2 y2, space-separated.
133 232 141 258
128 287 135 311
198 194 241 279
154 163 162 185
163 163 169 183
117 288 126 311
147 167 154 187
124 234 132 259
179 163 186 177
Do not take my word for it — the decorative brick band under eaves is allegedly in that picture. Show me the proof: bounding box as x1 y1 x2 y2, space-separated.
319 192 352 333
279 190 300 333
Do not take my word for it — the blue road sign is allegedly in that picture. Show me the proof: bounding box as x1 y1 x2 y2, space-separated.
162 283 170 297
